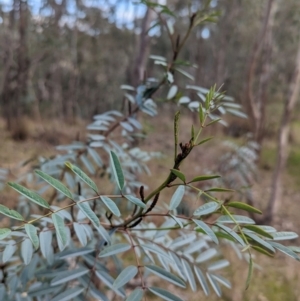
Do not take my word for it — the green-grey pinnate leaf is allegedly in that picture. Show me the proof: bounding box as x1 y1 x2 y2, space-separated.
77 201 100 228
99 243 131 258
170 169 186 182
125 195 146 209
52 213 67 247
189 175 220 184
21 238 33 265
8 182 50 209
148 287 184 301
35 170 73 200
193 219 218 244
0 228 11 240
100 196 121 217
51 268 89 286
73 222 87 246
113 266 138 289
0 205 23 221
25 224 39 250
3 241 16 263
65 162 98 193
51 287 85 301
169 185 185 210
110 151 125 191
145 265 186 288
193 202 220 217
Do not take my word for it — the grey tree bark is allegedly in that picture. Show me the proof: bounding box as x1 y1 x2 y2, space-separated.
245 0 277 146
132 8 156 87
264 41 300 223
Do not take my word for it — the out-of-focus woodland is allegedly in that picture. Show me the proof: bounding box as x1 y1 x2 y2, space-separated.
1 0 300 300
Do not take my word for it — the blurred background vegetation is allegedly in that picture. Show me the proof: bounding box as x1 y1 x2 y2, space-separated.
0 0 300 300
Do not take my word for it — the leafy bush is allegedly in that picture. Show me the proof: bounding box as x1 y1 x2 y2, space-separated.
0 2 299 301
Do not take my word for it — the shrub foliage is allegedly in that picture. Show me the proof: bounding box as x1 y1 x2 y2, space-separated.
0 2 299 301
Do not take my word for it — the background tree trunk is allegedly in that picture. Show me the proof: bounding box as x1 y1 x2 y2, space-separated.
132 8 156 87
245 0 277 147
264 41 300 223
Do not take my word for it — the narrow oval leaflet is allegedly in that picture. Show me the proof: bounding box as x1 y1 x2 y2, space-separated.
178 96 190 104
65 162 98 193
245 232 275 253
95 270 125 298
194 266 210 296
217 215 255 224
80 155 95 174
140 243 170 261
51 287 84 301
110 151 125 191
206 272 222 297
169 185 185 210
269 242 300 261
73 222 87 246
52 213 68 247
169 214 184 228
125 288 144 301
58 247 94 259
246 257 253 290
199 103 204 123
77 201 100 228
39 228 53 259
193 219 219 244
270 231 298 241
167 85 178 100
226 202 262 214
51 268 89 286
216 223 246 247
25 224 39 250
242 225 273 239
189 175 220 184
0 205 24 221
257 225 277 233
181 259 197 292
125 195 146 209
196 248 218 263
176 67 195 80
113 266 138 289
205 187 234 193
96 224 111 244
197 137 213 146
170 169 186 182
287 246 300 253
21 238 33 265
193 202 220 217
145 265 186 288
207 259 230 271
7 182 50 209
148 287 184 301
28 285 62 298
100 196 121 217
120 122 134 132
0 228 11 240
252 245 274 257
99 243 131 258
35 170 73 200
3 242 16 263
88 147 103 167
211 274 231 289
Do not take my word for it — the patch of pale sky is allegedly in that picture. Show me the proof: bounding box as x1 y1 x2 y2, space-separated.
0 0 212 38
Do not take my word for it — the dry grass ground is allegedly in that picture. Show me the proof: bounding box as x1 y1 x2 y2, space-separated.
0 113 300 301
